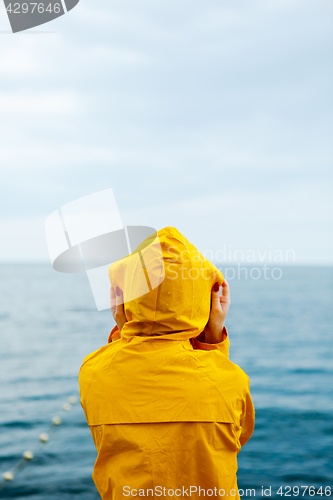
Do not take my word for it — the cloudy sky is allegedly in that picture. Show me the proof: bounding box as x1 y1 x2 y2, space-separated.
0 0 332 263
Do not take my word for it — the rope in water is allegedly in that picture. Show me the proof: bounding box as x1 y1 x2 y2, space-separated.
0 392 80 493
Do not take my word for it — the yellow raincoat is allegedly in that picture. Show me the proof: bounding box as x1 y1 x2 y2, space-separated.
79 227 255 500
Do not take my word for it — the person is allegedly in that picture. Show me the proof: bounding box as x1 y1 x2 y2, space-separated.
79 227 255 500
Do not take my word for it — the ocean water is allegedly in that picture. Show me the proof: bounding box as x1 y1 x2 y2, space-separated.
0 264 332 499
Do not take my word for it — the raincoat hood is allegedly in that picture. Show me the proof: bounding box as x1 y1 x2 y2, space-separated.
108 227 224 341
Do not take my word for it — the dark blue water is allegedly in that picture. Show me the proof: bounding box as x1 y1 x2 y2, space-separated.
0 264 332 499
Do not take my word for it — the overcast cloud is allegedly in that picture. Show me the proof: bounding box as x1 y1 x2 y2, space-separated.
0 0 332 263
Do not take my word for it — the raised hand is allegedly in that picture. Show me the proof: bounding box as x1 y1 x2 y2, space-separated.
110 286 127 333
204 281 230 344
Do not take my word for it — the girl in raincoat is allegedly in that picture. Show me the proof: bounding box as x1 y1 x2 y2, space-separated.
79 227 255 500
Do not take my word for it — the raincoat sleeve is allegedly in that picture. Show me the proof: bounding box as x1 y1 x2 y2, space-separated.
192 328 254 444
190 326 229 358
108 325 121 343
239 375 255 446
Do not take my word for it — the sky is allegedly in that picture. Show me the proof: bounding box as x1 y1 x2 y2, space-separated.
0 0 332 264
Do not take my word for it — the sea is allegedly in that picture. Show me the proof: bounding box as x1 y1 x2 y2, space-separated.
0 264 332 499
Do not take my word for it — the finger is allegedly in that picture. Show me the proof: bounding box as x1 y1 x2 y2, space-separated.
110 286 116 315
114 286 127 331
220 280 230 304
115 286 124 308
211 282 221 308
115 286 126 322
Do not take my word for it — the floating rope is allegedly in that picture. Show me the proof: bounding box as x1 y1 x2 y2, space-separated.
0 393 80 493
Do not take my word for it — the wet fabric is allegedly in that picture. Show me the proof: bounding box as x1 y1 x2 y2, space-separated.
79 227 255 500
